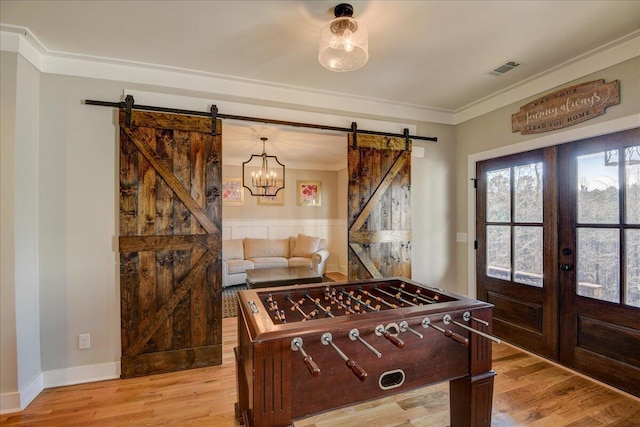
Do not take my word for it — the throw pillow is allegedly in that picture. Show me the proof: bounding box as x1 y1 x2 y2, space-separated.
223 239 244 260
292 234 321 258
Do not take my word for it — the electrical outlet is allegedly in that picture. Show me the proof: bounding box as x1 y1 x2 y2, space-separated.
79 334 91 350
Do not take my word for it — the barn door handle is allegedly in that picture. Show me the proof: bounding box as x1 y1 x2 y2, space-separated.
209 188 221 200
559 264 574 271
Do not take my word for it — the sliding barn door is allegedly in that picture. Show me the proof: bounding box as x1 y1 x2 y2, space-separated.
347 134 412 280
119 109 222 378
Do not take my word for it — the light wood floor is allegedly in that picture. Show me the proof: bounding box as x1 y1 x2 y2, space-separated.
2 279 639 426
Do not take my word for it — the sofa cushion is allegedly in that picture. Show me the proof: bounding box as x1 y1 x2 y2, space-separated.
249 257 288 269
292 234 320 257
227 259 254 275
288 257 312 268
223 239 244 260
244 238 289 259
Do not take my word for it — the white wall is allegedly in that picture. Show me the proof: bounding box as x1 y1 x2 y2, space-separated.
38 73 120 373
411 123 457 289
221 165 340 220
1 51 42 412
1 51 20 408
15 51 42 402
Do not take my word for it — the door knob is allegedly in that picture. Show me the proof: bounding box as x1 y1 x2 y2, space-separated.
559 264 574 271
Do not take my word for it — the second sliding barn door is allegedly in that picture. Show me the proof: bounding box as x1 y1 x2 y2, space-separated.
118 109 223 378
347 134 412 280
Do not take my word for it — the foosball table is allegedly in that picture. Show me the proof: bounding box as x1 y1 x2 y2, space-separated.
234 277 499 427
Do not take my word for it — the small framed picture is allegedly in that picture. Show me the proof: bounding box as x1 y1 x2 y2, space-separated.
222 178 244 206
297 181 322 206
258 182 284 206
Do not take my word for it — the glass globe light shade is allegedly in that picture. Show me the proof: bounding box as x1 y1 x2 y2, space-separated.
318 16 368 72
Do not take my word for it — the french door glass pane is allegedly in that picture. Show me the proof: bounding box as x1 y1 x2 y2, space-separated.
577 228 620 303
627 229 640 308
577 152 619 224
487 225 511 280
626 146 640 225
515 163 543 223
514 226 543 287
487 168 510 222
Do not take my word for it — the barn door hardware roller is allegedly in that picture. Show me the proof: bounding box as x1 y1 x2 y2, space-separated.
84 97 438 142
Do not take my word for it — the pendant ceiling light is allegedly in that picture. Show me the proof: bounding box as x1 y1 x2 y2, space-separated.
318 3 368 72
242 137 285 197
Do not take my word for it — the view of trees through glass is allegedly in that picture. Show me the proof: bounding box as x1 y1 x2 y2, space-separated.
486 163 543 287
577 147 640 308
483 145 639 308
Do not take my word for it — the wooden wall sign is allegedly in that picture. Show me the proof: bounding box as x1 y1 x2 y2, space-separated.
511 79 619 135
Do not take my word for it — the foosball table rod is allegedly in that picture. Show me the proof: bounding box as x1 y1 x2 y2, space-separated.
443 314 501 344
421 317 469 346
321 332 368 382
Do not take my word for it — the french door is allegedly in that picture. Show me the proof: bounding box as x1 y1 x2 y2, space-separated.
476 147 559 360
477 128 640 396
558 128 640 396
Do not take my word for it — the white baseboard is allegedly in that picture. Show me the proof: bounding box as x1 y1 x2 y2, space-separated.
43 361 121 389
0 391 21 415
1 361 121 414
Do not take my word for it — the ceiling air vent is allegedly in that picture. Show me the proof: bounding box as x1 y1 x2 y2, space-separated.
489 61 520 76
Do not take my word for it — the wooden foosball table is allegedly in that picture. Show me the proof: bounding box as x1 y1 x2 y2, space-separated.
235 277 498 427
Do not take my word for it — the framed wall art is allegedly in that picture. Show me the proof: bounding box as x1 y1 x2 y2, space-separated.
257 182 285 206
297 181 322 206
222 178 244 206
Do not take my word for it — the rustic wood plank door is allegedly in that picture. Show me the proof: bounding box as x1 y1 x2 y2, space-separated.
347 134 412 280
119 109 222 378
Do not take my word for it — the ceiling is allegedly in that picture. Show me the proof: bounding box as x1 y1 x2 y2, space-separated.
1 1 639 169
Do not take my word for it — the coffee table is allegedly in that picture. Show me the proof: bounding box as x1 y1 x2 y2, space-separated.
246 267 323 289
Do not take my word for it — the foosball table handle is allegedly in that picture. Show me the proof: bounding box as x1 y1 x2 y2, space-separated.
444 329 469 346
422 317 469 347
303 355 321 377
375 324 405 349
291 337 321 377
346 359 368 382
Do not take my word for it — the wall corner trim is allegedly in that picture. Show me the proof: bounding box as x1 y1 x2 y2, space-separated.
0 372 43 414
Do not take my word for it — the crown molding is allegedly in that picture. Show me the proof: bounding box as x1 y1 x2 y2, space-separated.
0 26 453 125
454 31 640 124
2 26 638 126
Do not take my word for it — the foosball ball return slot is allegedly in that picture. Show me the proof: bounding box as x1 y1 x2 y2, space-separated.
235 277 500 427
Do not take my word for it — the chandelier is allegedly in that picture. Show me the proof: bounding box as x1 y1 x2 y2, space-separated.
242 137 285 197
318 3 369 72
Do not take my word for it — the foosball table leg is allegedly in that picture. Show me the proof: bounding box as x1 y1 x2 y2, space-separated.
449 370 496 427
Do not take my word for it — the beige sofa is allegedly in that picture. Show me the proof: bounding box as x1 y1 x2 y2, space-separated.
222 234 329 288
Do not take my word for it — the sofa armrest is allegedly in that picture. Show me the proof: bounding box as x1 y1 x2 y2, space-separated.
312 249 330 275
312 249 329 264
